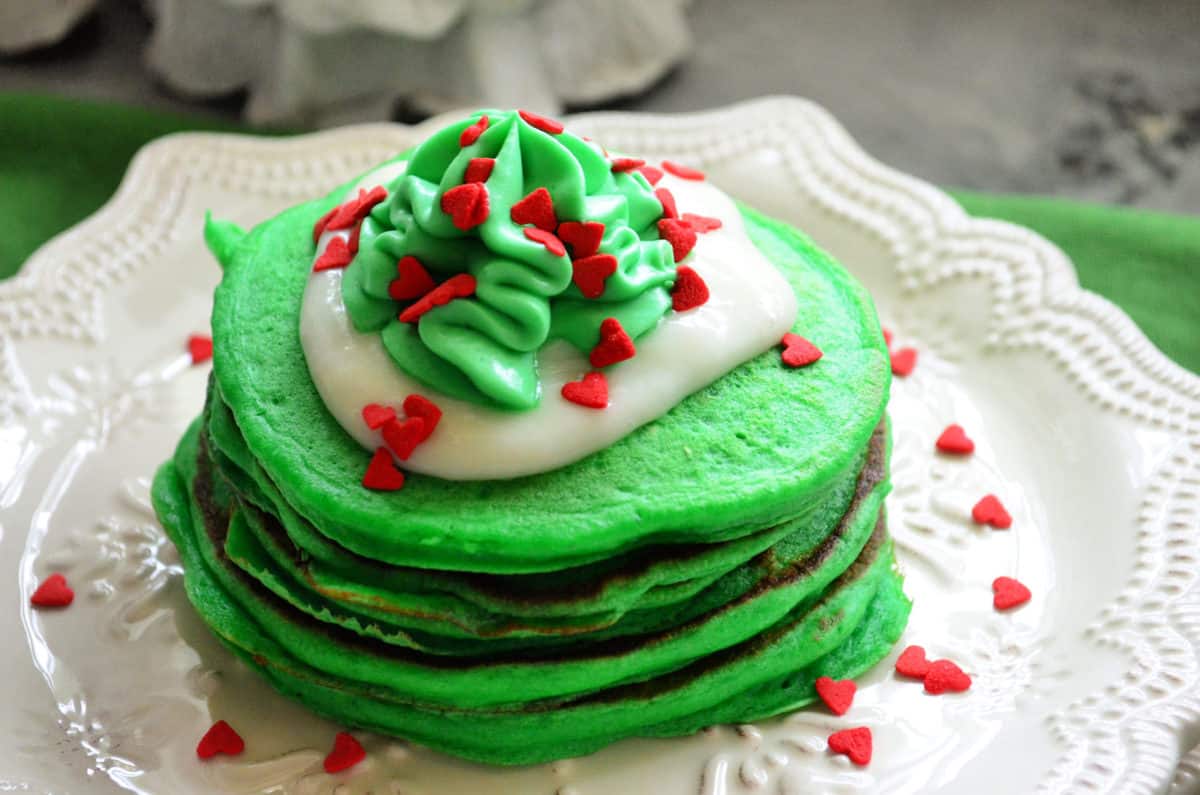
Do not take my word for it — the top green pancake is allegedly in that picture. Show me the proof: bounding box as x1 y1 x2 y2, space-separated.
210 173 890 574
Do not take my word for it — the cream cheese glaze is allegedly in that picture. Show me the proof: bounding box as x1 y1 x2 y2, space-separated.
299 163 798 479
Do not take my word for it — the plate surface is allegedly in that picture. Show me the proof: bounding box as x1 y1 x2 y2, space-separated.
1 97 1198 795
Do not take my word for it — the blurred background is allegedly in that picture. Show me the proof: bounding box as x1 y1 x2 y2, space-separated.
1 0 1197 368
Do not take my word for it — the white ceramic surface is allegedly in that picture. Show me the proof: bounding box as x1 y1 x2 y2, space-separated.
1 98 1198 794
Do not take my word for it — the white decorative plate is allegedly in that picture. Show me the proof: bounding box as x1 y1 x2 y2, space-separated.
2 97 1198 795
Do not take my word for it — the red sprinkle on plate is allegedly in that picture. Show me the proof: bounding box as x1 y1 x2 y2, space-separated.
459 115 489 147
662 160 705 180
524 227 566 257
828 727 872 766
590 317 636 368
562 371 609 409
610 157 645 173
313 236 353 272
924 659 972 694
557 220 605 259
935 424 975 455
814 676 856 716
780 333 822 368
511 187 557 231
518 109 565 135
670 266 709 312
972 494 1013 529
572 254 618 299
323 732 366 774
30 573 74 608
890 346 918 376
657 218 698 262
464 157 495 183
895 644 931 678
389 256 437 301
187 334 214 365
993 576 1032 610
362 448 405 491
196 720 245 759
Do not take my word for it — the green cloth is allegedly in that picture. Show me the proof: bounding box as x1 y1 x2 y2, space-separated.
2 92 1196 373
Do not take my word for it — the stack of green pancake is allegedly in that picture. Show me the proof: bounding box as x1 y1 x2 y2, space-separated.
152 163 909 765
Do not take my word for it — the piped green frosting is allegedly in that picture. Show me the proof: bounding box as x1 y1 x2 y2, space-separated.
340 110 676 410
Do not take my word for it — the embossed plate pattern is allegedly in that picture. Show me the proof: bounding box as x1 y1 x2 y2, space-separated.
1 98 1198 795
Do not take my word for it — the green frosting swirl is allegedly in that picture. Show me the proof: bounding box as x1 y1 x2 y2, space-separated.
339 110 675 410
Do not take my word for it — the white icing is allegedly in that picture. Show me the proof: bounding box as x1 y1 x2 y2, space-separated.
300 164 798 479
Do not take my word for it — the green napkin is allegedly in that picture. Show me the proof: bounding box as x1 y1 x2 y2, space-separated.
2 92 1196 373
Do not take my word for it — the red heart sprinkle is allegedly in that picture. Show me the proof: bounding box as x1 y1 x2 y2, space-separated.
30 573 74 608
890 346 917 376
557 220 605 259
398 274 477 323
347 221 363 254
524 227 566 257
389 256 437 301
464 157 495 183
381 416 427 461
882 327 894 349
780 333 822 368
187 334 214 365
510 187 557 231
993 576 1032 610
636 164 664 185
662 160 706 180
924 659 972 694
827 727 872 766
328 185 387 231
657 218 698 262
610 157 645 173
459 115 489 147
313 236 353 272
196 719 245 759
572 254 618 299
441 183 489 231
312 206 337 244
815 676 856 716
518 109 564 135
590 317 636 368
655 187 678 219
323 731 366 774
403 394 443 443
561 371 609 409
895 644 931 678
670 265 709 312
362 447 405 491
682 213 723 232
935 424 975 455
972 494 1013 529
361 403 396 430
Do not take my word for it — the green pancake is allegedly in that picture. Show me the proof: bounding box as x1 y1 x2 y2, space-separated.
208 182 890 573
204 380 869 634
152 422 910 765
179 420 890 708
214 411 889 656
